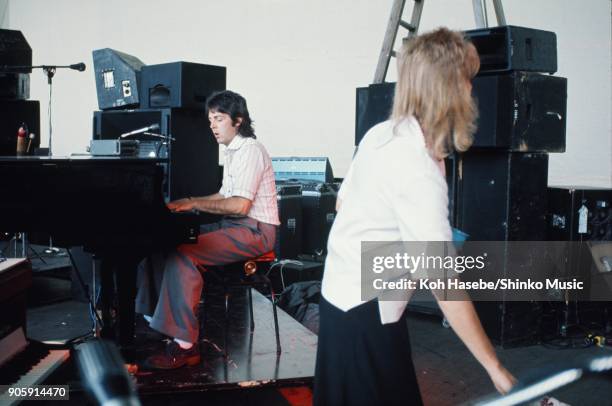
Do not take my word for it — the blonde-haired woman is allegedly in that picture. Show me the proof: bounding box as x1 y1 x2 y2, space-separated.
314 28 515 405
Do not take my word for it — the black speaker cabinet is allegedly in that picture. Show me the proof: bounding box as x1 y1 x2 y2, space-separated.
455 151 549 241
140 62 226 110
355 82 395 146
455 151 549 347
300 182 336 256
0 29 32 73
474 301 543 348
275 182 303 259
355 75 566 152
93 108 220 200
472 72 567 152
0 100 40 156
465 25 557 74
0 73 29 100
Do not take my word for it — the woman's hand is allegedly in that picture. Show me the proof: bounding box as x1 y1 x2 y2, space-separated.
486 363 516 395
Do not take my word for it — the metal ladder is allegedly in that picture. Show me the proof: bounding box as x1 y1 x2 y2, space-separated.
373 0 507 84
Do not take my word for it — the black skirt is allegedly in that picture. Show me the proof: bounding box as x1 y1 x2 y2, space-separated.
313 296 423 406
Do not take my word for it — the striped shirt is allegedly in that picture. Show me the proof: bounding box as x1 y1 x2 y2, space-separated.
220 135 280 226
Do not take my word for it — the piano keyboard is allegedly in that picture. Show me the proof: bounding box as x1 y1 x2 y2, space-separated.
0 340 69 405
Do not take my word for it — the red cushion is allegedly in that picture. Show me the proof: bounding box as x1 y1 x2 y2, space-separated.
250 250 276 262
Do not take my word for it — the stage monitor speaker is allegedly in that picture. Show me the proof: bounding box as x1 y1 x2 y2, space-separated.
465 25 557 74
140 62 226 110
472 72 566 152
0 100 40 156
0 29 32 73
92 48 145 110
93 108 220 200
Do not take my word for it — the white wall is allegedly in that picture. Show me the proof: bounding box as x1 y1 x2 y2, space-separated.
6 0 611 187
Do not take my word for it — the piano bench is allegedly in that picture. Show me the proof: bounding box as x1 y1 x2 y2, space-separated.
197 251 281 357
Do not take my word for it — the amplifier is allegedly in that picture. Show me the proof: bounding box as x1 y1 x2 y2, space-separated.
272 156 334 183
275 182 303 259
472 72 567 152
92 108 219 200
465 25 557 74
140 62 226 110
92 48 145 110
300 182 336 256
88 140 139 156
0 100 40 156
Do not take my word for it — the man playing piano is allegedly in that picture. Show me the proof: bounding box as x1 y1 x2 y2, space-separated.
135 90 280 370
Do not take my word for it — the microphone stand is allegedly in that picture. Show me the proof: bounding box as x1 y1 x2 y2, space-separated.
1 63 86 255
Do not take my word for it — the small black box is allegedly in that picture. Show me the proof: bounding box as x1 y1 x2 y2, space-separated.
465 25 557 74
140 62 226 110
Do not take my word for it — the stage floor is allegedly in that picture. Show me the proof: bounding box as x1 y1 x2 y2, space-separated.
27 286 317 396
132 287 317 393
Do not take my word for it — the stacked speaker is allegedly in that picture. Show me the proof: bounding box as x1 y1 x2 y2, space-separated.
0 29 40 156
459 26 565 347
355 26 566 347
91 49 226 200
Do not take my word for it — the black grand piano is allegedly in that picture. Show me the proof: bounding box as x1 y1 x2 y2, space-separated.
0 156 218 345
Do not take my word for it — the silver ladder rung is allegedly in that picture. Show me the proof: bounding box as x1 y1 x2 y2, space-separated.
399 20 416 32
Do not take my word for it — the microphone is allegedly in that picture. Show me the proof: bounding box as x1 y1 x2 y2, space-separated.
119 124 160 139
143 132 176 141
69 62 86 72
75 339 141 406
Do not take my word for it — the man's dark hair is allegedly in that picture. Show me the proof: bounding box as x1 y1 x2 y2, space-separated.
206 90 256 138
